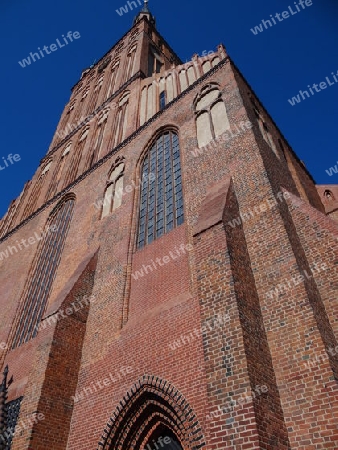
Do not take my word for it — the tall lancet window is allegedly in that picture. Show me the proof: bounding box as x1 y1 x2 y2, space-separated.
137 130 184 249
86 108 109 169
101 160 125 218
113 92 130 147
125 45 137 81
65 127 89 185
104 60 119 100
11 196 75 348
194 83 230 148
0 200 17 238
22 160 52 219
46 142 72 199
87 75 104 114
74 85 89 122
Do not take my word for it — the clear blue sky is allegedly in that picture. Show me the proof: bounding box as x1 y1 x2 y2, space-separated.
0 0 337 218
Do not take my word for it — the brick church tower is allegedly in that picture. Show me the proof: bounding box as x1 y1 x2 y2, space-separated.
0 2 338 449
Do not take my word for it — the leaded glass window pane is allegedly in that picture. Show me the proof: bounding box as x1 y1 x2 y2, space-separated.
137 131 184 248
3 397 23 449
12 198 75 348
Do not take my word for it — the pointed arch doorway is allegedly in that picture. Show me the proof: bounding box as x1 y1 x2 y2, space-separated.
97 375 205 450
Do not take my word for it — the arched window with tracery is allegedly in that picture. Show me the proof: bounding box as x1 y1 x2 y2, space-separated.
22 160 52 219
194 83 230 148
137 130 184 249
11 195 75 348
113 92 130 147
101 160 125 218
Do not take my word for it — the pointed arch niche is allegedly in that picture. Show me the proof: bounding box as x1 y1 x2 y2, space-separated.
194 83 230 148
97 375 205 450
101 158 125 218
113 91 130 148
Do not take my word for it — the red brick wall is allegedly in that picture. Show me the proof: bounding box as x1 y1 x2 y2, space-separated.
0 36 337 450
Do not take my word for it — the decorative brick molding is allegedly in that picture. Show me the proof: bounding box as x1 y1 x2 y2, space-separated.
97 375 205 450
